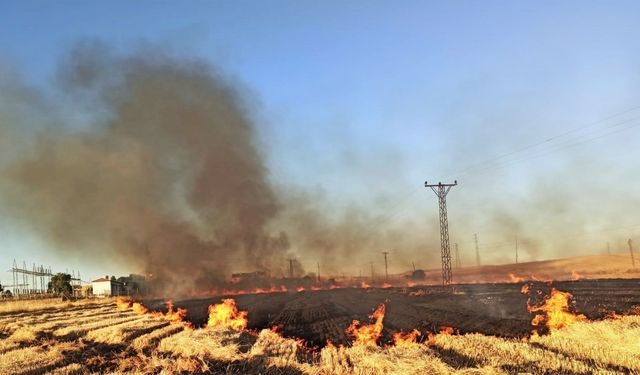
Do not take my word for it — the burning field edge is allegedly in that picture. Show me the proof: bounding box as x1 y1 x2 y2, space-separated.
1 280 639 374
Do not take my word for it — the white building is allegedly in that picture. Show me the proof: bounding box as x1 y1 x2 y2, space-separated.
91 277 126 296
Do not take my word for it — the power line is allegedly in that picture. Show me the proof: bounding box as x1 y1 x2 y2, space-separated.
371 105 640 230
425 180 457 286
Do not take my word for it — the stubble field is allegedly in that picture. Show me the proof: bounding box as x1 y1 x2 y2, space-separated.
0 279 639 374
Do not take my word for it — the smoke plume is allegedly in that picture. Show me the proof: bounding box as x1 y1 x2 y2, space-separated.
1 45 292 294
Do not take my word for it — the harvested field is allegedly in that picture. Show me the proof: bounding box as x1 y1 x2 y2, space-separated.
172 279 640 346
0 279 638 374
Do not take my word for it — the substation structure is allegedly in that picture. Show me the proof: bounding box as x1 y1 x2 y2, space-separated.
6 260 84 298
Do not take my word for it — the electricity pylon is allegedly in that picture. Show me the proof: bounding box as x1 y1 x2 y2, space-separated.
425 180 457 286
382 251 389 281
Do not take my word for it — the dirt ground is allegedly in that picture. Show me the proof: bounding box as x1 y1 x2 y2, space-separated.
161 278 640 348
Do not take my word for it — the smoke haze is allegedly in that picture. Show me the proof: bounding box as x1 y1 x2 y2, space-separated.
1 42 639 294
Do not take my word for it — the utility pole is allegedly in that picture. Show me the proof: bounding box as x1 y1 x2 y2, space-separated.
628 239 636 268
474 233 481 267
425 180 457 286
515 235 519 264
287 258 294 278
317 262 320 283
382 251 389 281
369 261 375 280
455 243 461 268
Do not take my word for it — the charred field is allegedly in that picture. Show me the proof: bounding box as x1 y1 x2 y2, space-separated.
2 278 639 375
167 278 640 347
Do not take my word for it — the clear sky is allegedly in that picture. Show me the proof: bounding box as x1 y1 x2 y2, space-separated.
1 1 640 283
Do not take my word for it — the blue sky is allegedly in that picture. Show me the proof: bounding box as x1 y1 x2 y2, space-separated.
1 1 640 282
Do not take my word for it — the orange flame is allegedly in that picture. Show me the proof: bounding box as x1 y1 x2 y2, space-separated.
439 326 454 335
392 329 420 347
527 288 586 332
509 273 524 283
297 287 306 292
360 281 371 289
346 304 385 346
132 302 149 315
116 297 131 310
520 284 530 294
164 300 189 325
406 281 417 287
381 282 392 289
426 326 456 345
206 298 248 330
570 270 581 281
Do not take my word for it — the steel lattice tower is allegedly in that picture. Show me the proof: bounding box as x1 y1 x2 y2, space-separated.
425 180 457 286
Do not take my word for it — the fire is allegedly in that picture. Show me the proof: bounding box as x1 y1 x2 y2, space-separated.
297 287 306 292
520 284 530 294
346 304 385 347
439 326 454 335
132 302 149 315
406 281 417 287
311 286 322 291
426 326 456 345
360 281 371 289
117 298 190 327
509 273 524 283
164 300 188 324
527 288 586 332
116 297 131 310
392 329 420 347
381 282 392 289
206 298 248 330
570 270 581 281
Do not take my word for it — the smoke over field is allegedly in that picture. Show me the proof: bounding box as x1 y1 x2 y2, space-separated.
0 44 292 293
0 44 419 294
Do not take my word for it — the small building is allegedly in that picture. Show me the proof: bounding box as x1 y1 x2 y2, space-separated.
91 277 126 296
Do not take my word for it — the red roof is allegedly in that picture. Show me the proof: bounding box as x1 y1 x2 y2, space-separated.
91 278 110 282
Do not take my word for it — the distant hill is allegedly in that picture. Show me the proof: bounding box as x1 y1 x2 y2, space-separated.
417 253 640 284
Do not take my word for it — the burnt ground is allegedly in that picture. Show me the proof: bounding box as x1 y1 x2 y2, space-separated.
146 278 640 348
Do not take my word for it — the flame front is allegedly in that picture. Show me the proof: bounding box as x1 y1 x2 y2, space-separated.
206 298 248 330
527 288 586 332
116 297 131 310
392 329 420 347
164 299 188 324
132 302 149 315
346 304 385 347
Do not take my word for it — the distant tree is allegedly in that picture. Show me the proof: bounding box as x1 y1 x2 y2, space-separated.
50 273 72 296
110 275 117 282
0 283 3 293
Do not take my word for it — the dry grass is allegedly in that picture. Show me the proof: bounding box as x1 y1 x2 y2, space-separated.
48 363 84 375
86 318 168 344
131 323 184 352
249 328 300 367
0 341 79 374
0 297 638 374
157 327 245 360
315 344 453 375
53 314 143 338
432 332 598 374
0 297 112 315
530 314 640 372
